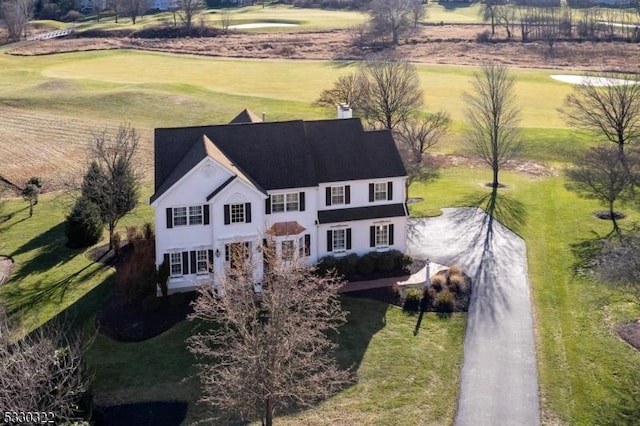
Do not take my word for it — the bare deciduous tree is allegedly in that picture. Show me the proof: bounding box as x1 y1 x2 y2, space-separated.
314 72 367 111
219 10 232 34
360 55 424 130
408 0 425 28
188 252 352 426
0 306 91 422
566 145 636 236
125 0 148 24
561 72 640 157
178 0 204 34
83 124 141 250
368 0 414 45
479 0 503 36
21 177 42 217
1 0 35 42
464 62 523 189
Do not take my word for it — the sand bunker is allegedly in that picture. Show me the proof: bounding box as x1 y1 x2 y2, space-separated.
229 23 299 29
551 75 635 86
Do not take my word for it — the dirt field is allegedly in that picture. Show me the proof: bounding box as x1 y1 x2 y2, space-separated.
9 25 640 72
0 106 153 192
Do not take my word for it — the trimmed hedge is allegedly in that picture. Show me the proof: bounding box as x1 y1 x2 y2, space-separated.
318 250 413 281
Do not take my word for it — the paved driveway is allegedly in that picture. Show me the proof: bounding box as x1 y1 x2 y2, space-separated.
407 208 540 426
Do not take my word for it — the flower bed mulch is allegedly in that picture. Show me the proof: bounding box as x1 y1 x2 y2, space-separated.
616 320 640 352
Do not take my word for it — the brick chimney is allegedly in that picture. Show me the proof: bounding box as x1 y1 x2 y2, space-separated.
337 103 352 119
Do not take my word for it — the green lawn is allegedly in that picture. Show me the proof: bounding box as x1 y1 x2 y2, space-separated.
87 298 466 425
1 48 640 425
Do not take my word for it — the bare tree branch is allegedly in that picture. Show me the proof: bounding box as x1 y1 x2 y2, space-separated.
464 62 523 188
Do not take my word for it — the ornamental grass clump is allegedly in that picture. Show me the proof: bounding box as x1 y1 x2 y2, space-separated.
436 289 455 313
430 273 446 291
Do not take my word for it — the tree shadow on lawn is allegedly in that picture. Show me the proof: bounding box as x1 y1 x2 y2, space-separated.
334 295 389 373
3 259 108 317
9 222 80 283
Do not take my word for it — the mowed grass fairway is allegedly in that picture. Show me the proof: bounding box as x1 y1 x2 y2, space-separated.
0 48 639 424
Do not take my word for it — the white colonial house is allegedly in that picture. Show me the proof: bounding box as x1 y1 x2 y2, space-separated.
150 108 408 294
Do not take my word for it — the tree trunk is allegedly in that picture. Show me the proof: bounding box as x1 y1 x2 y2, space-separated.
492 163 499 188
108 222 114 250
265 397 273 426
610 200 620 236
29 201 33 217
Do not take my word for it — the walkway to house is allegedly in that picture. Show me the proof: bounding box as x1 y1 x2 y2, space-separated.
407 208 540 426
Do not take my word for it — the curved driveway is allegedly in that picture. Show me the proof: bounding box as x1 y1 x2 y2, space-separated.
407 208 540 426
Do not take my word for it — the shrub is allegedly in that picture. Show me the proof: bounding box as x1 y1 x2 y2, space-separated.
317 256 338 276
430 273 446 292
436 290 455 313
423 286 437 310
376 252 396 272
169 291 186 306
141 294 162 313
448 265 463 277
357 255 375 275
335 256 355 278
65 196 104 248
449 273 466 294
61 10 83 22
157 260 170 297
403 288 422 312
476 30 492 43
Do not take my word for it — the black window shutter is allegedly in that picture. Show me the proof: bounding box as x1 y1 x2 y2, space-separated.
387 182 393 200
299 192 305 211
389 224 394 245
326 187 331 206
369 183 374 202
203 204 210 225
245 203 252 223
190 251 196 274
166 208 173 229
370 226 376 247
346 228 352 250
345 185 351 204
305 234 311 256
208 250 214 271
163 253 169 267
326 230 333 252
224 205 230 225
265 196 271 214
182 251 189 275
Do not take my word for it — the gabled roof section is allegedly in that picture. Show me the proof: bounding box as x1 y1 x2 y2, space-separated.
152 116 408 201
206 176 236 201
229 109 263 124
304 119 406 183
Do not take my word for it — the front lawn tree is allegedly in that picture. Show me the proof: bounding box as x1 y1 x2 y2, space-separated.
360 54 424 130
188 253 352 426
566 145 636 236
83 124 141 251
561 72 640 159
314 72 366 112
464 62 523 189
21 176 42 217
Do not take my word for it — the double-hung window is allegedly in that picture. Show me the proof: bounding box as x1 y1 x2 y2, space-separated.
298 236 305 258
189 206 203 225
375 225 389 247
271 193 300 212
374 183 388 201
332 229 346 252
173 207 187 227
331 186 345 205
170 252 183 277
196 249 209 274
282 240 294 262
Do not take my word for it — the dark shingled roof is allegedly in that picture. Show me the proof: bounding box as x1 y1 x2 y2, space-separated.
151 116 407 203
317 203 407 224
229 109 263 124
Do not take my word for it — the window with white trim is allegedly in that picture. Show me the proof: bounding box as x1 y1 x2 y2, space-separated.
230 203 245 223
282 240 294 261
196 249 209 274
375 224 389 247
333 229 346 252
173 207 187 227
374 183 388 201
189 206 203 225
298 236 304 258
225 242 251 269
272 193 299 212
170 252 183 277
331 186 345 205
